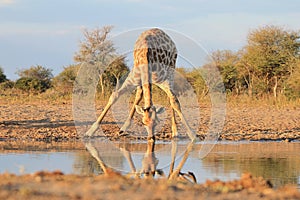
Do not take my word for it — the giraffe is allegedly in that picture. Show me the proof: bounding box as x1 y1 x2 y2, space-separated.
85 138 196 182
85 28 196 141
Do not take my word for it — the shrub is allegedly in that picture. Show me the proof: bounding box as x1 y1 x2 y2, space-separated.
17 65 53 81
0 67 8 83
52 65 80 95
285 63 300 99
16 65 53 93
15 77 50 93
0 80 14 91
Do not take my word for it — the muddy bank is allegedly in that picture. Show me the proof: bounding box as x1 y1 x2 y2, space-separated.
0 171 299 200
0 140 85 153
0 101 299 141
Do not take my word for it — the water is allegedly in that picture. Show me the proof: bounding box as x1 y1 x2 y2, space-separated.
0 141 299 189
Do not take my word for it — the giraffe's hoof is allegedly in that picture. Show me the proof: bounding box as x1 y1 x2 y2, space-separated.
85 123 99 137
117 130 129 137
179 171 197 183
147 136 155 141
171 134 180 139
156 169 165 176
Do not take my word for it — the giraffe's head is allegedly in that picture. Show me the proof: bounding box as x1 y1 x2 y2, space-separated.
135 105 165 140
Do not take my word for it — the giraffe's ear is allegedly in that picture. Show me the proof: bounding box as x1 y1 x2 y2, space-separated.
135 105 144 115
156 107 165 114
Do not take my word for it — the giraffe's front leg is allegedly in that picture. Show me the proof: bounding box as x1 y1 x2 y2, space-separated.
168 141 195 182
169 139 177 175
171 97 196 141
119 120 131 134
171 108 178 138
85 91 119 137
85 142 110 174
85 122 100 137
159 83 196 141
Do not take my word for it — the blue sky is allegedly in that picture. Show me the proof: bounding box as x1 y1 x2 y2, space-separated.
1 0 300 80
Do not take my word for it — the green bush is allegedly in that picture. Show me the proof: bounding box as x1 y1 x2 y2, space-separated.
0 80 14 91
284 64 300 99
0 67 8 83
15 65 53 94
52 65 80 95
17 65 53 81
15 77 50 93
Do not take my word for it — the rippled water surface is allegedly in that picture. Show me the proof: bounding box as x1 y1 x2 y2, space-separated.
0 141 299 189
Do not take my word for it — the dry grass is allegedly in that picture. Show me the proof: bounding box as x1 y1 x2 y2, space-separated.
226 94 300 109
2 87 299 109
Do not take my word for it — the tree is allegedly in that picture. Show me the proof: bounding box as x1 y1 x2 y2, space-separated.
210 50 239 93
0 67 8 83
16 65 53 93
74 26 129 95
15 77 49 93
17 65 53 81
0 67 13 92
285 61 300 99
236 48 257 97
52 64 80 95
182 68 208 98
0 80 14 91
240 25 300 98
101 56 129 93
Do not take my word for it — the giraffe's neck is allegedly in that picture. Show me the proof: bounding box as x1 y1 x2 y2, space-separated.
142 83 152 108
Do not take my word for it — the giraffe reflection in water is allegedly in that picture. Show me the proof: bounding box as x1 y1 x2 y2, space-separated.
85 139 196 183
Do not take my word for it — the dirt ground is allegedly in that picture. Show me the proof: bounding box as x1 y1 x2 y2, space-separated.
0 100 299 141
0 171 299 200
0 100 300 199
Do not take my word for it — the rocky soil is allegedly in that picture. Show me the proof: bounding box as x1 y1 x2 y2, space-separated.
0 101 299 141
0 171 299 200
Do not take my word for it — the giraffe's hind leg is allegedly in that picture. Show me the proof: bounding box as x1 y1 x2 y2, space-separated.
119 86 143 134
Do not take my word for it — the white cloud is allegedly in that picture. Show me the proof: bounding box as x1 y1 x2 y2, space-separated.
0 0 15 7
0 22 79 37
